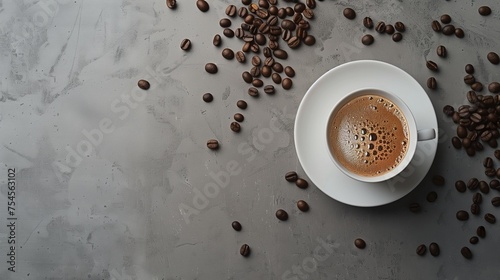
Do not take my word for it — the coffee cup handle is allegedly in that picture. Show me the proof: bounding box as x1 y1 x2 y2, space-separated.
417 128 436 141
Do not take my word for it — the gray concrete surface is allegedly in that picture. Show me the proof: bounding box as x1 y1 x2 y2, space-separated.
1 0 500 279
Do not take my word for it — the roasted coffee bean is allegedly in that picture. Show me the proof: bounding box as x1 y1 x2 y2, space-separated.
490 197 500 208
213 34 222 46
288 36 301 48
261 66 272 77
385 24 395 35
297 200 309 212
263 47 272 58
354 238 366 249
486 168 496 177
138 79 150 90
471 113 483 123
471 203 480 215
271 73 282 84
431 20 442 32
250 66 261 77
478 6 492 16
273 49 288 59
495 150 500 160
196 0 209 12
479 180 490 194
251 56 261 66
465 64 474 74
461 247 472 259
269 26 282 36
426 191 438 202
269 4 278 13
432 175 445 186
442 24 455 35
236 51 246 63
267 15 278 26
298 19 310 30
207 139 219 150
256 9 269 19
491 179 500 189
244 14 255 24
276 209 289 221
284 66 295 77
455 180 466 192
180 38 191 50
343 8 356 20
452 112 460 123
457 210 469 221
429 243 440 256
273 62 284 73
443 105 454 116
223 28 235 38
363 17 374 29
252 78 264 87
230 122 241 132
489 82 500 93
296 178 308 189
487 52 499 64
281 19 296 31
249 3 258 13
440 14 451 24
220 18 232 28
473 192 483 204
166 0 176 9
452 137 462 149
475 141 484 151
258 0 269 9
242 71 253 83
225 4 237 17
303 9 314 19
242 0 251 4
464 75 475 85
455 28 465 38
484 157 493 168
469 236 479 244
375 21 386 33
237 100 248 109
427 77 437 89
292 13 303 24
294 2 306 13
248 87 259 97
471 82 483 92
240 244 251 256
362 34 374 46
409 202 421 213
242 35 254 43
235 28 245 38
203 93 213 103
234 113 244 122
392 32 403 42
395 21 405 32
264 85 275 94
304 35 316 45
239 7 248 18
277 8 286 19
282 29 292 41
282 78 293 90
468 178 479 190
306 0 316 9
462 138 471 148
457 126 467 138
485 213 496 224
426 60 439 72
222 48 235 60
232 221 242 231
416 244 426 256
285 171 298 182
437 45 447 57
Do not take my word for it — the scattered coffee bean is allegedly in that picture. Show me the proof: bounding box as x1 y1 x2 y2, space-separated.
242 71 253 83
220 18 232 28
203 93 214 103
264 85 275 94
457 210 469 221
362 34 374 46
250 66 261 78
455 28 464 38
213 34 221 46
472 193 483 204
477 226 486 238
495 150 500 160
416 244 426 256
273 63 284 73
409 202 421 213
297 200 309 212
437 45 447 58
264 57 275 67
479 180 490 194
180 38 191 50
354 238 366 249
306 0 316 9
457 126 467 138
284 66 295 77
432 175 445 186
468 178 479 190
273 49 288 59
489 82 500 93
471 203 480 215
431 21 442 33
426 60 439 72
222 48 235 60
223 28 235 38
343 8 356 20
285 171 298 182
375 21 386 33
478 6 492 16
166 0 176 9
461 247 472 259
236 51 246 63
207 139 219 150
237 100 247 109
484 213 496 224
469 236 479 244
440 14 451 24
282 78 293 89
455 180 466 192
138 79 150 90
363 17 374 29
234 113 244 122
251 56 261 66
452 137 462 149
232 221 242 231
242 0 251 5
248 87 259 97
303 35 316 45
240 244 251 257
196 0 209 12
262 66 272 77
464 74 475 85
443 105 455 116
465 64 474 74
385 24 395 35
442 24 455 35
276 209 289 221
427 77 437 89
483 157 493 168
429 242 440 256
491 179 500 189
471 82 483 92
394 21 405 32
296 178 308 189
294 2 306 13
492 197 500 207
226 4 237 17
487 52 500 65
205 63 218 74
230 122 241 132
427 191 438 202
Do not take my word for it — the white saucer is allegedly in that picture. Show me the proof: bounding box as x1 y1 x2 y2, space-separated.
294 60 438 207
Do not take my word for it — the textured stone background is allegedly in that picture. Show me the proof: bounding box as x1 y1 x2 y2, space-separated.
1 0 499 279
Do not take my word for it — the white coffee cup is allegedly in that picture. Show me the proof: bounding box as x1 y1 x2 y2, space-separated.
326 88 436 183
